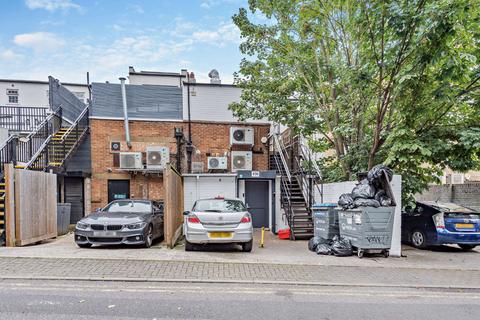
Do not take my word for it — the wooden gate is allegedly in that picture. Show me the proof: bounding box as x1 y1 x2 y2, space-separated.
4 164 57 246
163 165 184 248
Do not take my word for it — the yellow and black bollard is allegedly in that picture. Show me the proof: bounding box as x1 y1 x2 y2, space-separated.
260 227 265 248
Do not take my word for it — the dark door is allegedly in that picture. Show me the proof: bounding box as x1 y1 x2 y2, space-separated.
64 177 84 224
108 180 130 203
245 181 269 228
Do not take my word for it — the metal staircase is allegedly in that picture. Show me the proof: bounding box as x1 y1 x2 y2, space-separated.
269 130 322 240
0 105 89 244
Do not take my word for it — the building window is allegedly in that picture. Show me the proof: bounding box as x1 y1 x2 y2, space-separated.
7 89 19 104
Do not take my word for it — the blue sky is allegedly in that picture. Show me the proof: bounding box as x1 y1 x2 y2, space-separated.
0 0 254 84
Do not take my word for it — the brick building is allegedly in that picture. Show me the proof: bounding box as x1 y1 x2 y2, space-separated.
89 69 272 216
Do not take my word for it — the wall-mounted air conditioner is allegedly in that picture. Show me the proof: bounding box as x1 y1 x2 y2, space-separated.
192 162 204 173
230 127 254 145
146 146 169 170
208 157 228 170
119 152 143 169
231 151 252 172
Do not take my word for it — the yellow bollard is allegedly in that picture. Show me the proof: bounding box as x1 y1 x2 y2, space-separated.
260 227 265 248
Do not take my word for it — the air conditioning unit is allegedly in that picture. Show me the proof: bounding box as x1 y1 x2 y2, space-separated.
146 146 169 170
119 152 143 169
208 157 228 170
230 127 254 145
231 151 253 172
192 162 204 173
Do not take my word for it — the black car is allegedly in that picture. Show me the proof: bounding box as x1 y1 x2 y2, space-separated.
402 201 480 250
74 199 164 248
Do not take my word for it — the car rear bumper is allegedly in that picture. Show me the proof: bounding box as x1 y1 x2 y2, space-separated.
434 229 480 245
74 229 147 246
185 223 253 244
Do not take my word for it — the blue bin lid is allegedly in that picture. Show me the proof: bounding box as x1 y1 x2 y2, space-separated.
312 203 337 208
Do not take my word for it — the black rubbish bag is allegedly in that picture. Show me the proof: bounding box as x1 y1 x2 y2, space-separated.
308 236 330 252
351 179 376 199
338 193 355 210
316 243 334 255
353 198 380 208
368 164 393 183
331 235 353 257
374 190 392 206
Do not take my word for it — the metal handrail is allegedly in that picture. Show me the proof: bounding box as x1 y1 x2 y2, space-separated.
272 133 291 182
59 106 89 141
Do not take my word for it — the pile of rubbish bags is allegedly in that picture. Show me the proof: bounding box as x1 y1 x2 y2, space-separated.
338 164 393 210
308 235 353 257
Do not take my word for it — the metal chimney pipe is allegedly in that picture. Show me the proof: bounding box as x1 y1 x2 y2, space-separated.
119 77 132 148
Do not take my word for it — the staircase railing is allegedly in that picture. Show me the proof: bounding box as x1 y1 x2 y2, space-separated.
0 107 62 176
56 106 89 166
27 106 89 170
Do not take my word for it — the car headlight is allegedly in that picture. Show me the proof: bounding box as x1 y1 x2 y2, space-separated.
76 222 89 230
125 222 147 230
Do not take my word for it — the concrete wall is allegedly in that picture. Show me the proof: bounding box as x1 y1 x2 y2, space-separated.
416 183 480 211
314 175 402 257
182 84 268 124
0 80 88 106
0 127 8 146
128 74 183 87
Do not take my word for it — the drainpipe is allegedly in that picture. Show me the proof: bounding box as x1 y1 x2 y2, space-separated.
119 77 131 148
186 72 193 173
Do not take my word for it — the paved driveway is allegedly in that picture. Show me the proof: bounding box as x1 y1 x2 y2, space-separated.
0 230 478 271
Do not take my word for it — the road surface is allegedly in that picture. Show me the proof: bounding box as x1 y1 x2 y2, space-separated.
0 279 478 319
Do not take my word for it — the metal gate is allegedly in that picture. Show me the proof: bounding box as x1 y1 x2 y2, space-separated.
64 177 84 224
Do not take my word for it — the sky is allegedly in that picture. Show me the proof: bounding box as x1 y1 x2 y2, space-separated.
0 0 254 84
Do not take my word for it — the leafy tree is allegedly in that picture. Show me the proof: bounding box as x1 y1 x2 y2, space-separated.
230 0 480 205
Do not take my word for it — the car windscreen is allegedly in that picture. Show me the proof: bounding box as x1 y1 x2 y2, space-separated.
104 201 151 213
193 199 246 213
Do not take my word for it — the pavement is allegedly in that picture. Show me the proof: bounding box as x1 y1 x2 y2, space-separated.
0 230 479 271
0 230 479 289
0 279 479 320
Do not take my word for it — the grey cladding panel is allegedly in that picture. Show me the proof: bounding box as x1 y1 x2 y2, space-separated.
91 83 182 119
49 76 87 122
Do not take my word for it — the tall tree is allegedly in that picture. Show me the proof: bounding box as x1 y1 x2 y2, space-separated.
230 0 480 204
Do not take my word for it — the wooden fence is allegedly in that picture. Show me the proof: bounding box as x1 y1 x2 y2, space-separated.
163 165 184 248
4 164 57 246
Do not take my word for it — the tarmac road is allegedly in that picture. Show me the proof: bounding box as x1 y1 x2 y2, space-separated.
0 279 478 320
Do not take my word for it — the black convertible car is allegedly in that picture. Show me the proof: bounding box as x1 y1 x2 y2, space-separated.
74 199 164 248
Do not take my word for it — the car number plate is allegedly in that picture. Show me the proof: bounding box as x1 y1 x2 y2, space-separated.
209 232 233 238
93 231 117 237
455 223 474 229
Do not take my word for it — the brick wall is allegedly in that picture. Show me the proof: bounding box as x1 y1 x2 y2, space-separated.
90 119 270 207
415 183 480 211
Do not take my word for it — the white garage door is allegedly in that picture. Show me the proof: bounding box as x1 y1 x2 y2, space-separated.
184 175 237 211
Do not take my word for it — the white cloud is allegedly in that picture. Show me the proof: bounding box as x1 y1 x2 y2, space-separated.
25 0 82 12
0 49 23 61
14 32 65 52
192 22 240 46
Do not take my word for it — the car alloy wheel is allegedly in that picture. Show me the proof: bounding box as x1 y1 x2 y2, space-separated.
144 225 153 248
411 230 426 249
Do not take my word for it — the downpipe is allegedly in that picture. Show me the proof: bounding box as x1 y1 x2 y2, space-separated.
119 77 132 148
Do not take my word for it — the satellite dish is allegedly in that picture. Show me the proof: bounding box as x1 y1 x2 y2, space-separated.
208 69 221 84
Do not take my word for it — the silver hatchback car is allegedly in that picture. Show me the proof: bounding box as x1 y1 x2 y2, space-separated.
183 197 253 252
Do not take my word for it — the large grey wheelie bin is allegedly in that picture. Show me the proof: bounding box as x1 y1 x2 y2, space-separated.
312 203 339 240
338 170 396 258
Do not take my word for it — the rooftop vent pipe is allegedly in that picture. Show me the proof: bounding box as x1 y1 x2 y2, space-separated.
119 77 132 148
